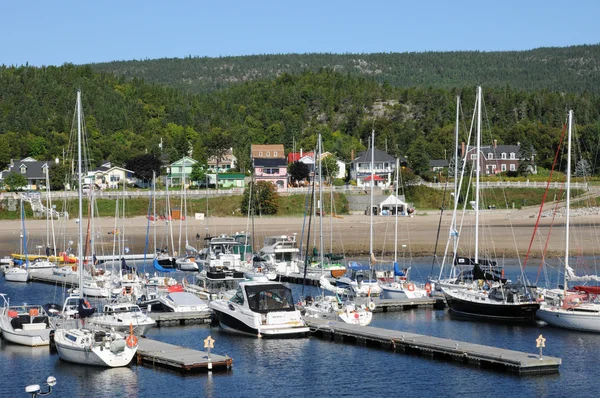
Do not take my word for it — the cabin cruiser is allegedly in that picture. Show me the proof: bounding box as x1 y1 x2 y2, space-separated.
87 302 155 336
197 234 243 270
157 292 210 313
210 281 309 338
336 262 382 297
258 235 302 275
184 266 245 301
0 294 54 346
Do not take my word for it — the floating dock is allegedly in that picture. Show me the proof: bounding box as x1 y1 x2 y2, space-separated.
305 318 561 375
28 270 78 287
372 297 442 312
148 311 213 326
137 337 232 372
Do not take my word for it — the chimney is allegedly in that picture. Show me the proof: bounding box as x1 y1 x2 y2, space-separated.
461 142 465 158
351 149 355 161
300 148 303 158
493 139 497 148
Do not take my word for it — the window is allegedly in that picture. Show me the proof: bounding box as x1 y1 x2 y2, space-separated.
110 175 120 182
230 288 245 305
510 164 516 171
488 153 494 160
266 151 270 157
470 154 478 160
273 151 277 156
501 164 507 172
20 165 26 174
259 152 263 157
510 153 515 160
501 153 507 159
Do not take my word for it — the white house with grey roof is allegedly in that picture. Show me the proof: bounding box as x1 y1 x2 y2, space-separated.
0 157 53 190
350 147 397 188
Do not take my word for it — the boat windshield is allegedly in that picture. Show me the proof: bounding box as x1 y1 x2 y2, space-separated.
245 284 295 313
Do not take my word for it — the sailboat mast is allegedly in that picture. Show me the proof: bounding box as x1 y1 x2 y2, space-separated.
153 171 156 255
76 90 84 297
370 130 375 259
475 87 481 264
453 95 460 223
394 157 399 263
319 133 324 270
564 110 573 295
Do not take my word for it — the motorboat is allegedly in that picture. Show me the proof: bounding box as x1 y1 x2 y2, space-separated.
257 235 302 275
184 266 245 301
54 328 138 367
87 302 155 336
336 262 382 297
176 256 199 271
210 280 309 338
0 294 54 346
157 292 210 313
4 266 28 282
197 234 243 270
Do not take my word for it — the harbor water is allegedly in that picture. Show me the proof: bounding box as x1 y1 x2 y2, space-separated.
1 261 598 397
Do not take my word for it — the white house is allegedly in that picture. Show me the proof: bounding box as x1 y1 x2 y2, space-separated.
86 162 136 189
350 147 397 188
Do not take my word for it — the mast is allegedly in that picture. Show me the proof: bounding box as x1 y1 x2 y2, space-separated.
394 157 399 263
45 167 57 260
475 86 481 264
153 171 156 255
318 133 324 271
76 90 84 297
564 110 573 295
370 130 375 261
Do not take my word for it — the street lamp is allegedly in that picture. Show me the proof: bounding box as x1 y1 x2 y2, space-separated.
25 376 56 397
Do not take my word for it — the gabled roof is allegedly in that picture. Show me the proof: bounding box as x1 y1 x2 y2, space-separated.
353 147 396 163
2 158 51 180
170 156 198 167
254 158 287 167
379 194 407 206
251 144 285 159
288 152 314 163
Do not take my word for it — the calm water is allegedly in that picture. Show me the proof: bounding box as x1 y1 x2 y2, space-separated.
1 261 598 398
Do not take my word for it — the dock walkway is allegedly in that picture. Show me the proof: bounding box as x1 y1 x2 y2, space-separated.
137 337 232 372
148 311 213 326
305 318 561 375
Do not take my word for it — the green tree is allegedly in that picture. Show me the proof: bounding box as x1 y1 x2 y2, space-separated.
407 137 431 176
125 154 163 184
49 162 68 191
288 161 310 184
241 181 279 215
3 172 28 191
189 162 207 187
321 154 340 182
204 128 233 189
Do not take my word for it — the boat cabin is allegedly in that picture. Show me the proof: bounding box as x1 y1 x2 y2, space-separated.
231 282 296 314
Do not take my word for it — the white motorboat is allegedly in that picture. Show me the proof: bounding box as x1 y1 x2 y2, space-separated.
0 294 54 346
184 266 245 301
303 295 373 326
87 302 155 336
210 280 309 338
54 328 138 367
4 266 28 282
197 234 243 270
176 256 199 271
158 292 210 313
257 235 302 275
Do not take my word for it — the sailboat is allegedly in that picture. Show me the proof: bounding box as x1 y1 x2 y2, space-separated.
440 87 539 322
175 166 199 271
536 110 600 332
336 130 381 297
53 90 138 367
5 199 30 282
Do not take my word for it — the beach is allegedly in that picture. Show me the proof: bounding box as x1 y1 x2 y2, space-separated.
4 206 597 259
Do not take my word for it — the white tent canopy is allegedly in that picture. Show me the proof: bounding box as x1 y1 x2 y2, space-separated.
377 194 408 216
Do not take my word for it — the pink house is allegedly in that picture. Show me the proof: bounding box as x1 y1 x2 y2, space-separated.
251 144 288 189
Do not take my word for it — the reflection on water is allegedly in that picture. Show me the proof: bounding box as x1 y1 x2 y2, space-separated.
51 362 138 397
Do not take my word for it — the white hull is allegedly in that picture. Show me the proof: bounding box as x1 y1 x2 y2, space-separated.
0 326 51 346
4 268 28 282
54 329 137 367
380 283 428 300
537 306 600 332
87 319 154 336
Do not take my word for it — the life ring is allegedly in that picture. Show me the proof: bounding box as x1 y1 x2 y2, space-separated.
354 313 360 319
425 283 432 293
71 265 78 272
126 335 138 348
407 283 415 292
368 302 376 311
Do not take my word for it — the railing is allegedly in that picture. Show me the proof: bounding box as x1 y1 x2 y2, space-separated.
420 181 589 190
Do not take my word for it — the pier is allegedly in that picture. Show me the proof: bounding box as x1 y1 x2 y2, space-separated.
305 318 561 375
28 270 78 287
137 337 232 372
148 311 213 326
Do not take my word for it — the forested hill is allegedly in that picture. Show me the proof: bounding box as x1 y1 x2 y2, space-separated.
90 44 600 94
1 65 600 179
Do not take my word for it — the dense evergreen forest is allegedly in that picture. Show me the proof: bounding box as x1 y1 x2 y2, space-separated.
1 62 600 178
90 44 600 94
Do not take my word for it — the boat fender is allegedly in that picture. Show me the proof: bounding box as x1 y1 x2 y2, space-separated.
84 301 91 309
368 302 376 311
407 283 415 292
425 283 432 294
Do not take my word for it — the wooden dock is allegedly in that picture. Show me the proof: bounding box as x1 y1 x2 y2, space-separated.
372 297 443 312
137 337 232 372
148 311 213 326
305 318 561 375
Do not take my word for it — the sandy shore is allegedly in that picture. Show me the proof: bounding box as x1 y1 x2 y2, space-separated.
5 206 599 260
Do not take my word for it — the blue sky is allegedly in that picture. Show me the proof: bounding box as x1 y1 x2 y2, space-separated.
3 0 598 66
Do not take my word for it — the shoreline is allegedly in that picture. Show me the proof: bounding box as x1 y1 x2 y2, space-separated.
4 207 598 259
